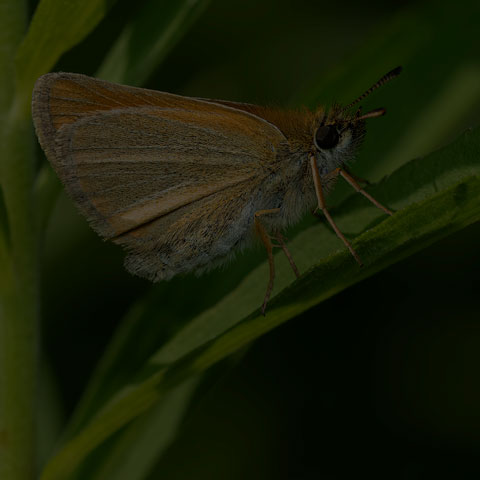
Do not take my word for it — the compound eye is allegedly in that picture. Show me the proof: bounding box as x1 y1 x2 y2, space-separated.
315 125 339 150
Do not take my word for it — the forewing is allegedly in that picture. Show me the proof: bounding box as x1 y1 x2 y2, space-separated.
32 73 285 160
53 107 285 239
32 73 288 279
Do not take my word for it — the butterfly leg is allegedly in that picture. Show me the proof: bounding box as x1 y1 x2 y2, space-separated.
254 208 281 315
339 166 371 186
274 232 301 279
337 168 393 215
313 166 392 217
309 157 363 265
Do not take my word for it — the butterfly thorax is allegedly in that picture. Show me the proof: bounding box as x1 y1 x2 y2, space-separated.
257 105 366 230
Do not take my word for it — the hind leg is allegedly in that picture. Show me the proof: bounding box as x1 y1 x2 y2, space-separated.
254 209 301 315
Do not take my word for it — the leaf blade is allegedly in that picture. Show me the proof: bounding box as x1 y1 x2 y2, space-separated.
15 0 118 100
96 0 211 85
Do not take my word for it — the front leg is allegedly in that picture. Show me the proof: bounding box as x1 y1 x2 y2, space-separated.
309 158 394 265
309 157 363 265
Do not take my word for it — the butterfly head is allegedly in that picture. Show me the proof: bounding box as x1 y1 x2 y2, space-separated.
311 66 402 172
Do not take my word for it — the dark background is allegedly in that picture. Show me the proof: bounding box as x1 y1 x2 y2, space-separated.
37 0 480 478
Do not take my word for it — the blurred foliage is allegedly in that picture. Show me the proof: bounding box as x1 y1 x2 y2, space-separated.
1 0 479 479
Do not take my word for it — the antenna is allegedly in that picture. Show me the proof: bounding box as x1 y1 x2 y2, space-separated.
342 66 402 113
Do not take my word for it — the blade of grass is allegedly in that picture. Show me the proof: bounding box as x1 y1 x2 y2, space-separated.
97 0 211 85
0 0 25 113
0 1 38 478
15 0 119 102
4 2 133 479
33 163 62 241
383 63 480 171
40 127 480 480
86 377 200 480
37 356 65 473
0 112 38 480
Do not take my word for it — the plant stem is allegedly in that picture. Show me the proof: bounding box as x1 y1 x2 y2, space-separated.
0 1 39 479
0 111 38 480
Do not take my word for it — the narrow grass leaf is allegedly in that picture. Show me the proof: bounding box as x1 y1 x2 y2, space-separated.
15 0 118 100
97 0 211 85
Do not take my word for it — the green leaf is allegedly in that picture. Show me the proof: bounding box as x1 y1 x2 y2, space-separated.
33 163 62 240
85 377 201 480
37 356 65 472
96 0 211 85
40 126 480 480
0 0 28 114
15 0 118 101
0 2 40 478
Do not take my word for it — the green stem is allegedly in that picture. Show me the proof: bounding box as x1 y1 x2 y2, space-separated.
0 1 39 479
0 111 39 480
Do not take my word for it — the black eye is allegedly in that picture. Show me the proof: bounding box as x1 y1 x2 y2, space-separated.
314 125 339 150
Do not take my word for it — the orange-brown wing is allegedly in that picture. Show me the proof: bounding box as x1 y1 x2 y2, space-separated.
32 73 287 279
32 72 286 160
198 97 317 142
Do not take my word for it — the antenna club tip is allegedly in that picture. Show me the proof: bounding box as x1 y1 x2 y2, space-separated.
390 66 403 77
